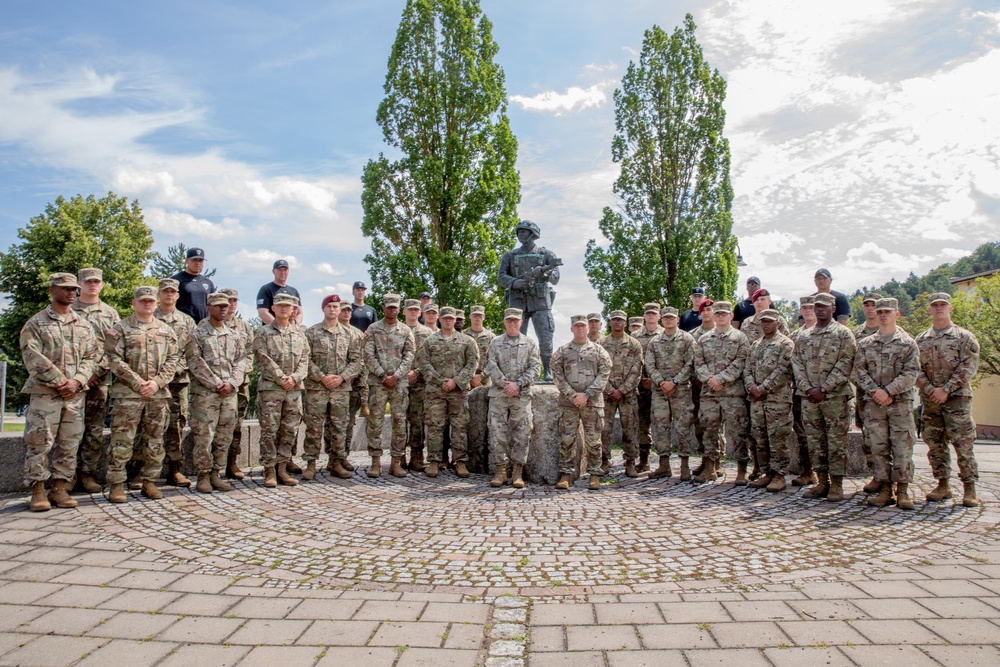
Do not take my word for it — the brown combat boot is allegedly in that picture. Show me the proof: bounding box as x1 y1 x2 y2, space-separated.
48 479 78 508
196 472 213 494
284 459 303 474
749 461 762 482
389 456 407 478
367 457 381 478
263 466 277 488
734 461 748 486
694 458 717 483
359 404 371 417
896 483 915 510
78 471 103 494
863 476 881 494
329 459 352 479
455 462 470 478
490 467 506 487
692 460 705 477
637 449 650 473
588 474 601 490
750 473 772 489
679 457 691 481
128 473 142 490
29 480 50 512
826 475 844 502
408 449 426 472
340 457 356 472
926 478 952 501
210 471 233 492
276 461 299 486
792 469 817 486
868 481 895 507
301 460 317 481
648 456 672 479
804 472 830 499
226 452 244 480
556 473 572 490
108 482 127 504
600 456 612 475
767 474 786 492
963 481 981 507
511 464 524 489
624 458 639 478
425 461 440 478
141 480 163 499
166 460 191 488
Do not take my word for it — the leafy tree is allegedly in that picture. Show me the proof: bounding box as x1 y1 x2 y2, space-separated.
0 193 155 407
361 0 520 333
149 242 217 279
953 276 1000 381
584 15 737 316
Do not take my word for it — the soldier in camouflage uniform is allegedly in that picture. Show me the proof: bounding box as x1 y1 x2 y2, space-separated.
252 293 310 487
485 308 541 488
304 295 362 480
106 286 179 503
791 292 857 502
219 288 254 480
694 301 750 484
417 307 479 477
789 296 818 486
854 292 884 494
852 298 920 509
71 268 119 493
403 299 435 471
467 305 496 389
600 310 643 477
628 317 643 334
689 299 717 477
186 293 247 494
743 309 795 492
364 294 416 478
634 303 663 472
916 292 982 507
587 313 604 344
645 307 697 480
21 273 99 511
739 288 790 345
337 301 364 471
552 315 612 491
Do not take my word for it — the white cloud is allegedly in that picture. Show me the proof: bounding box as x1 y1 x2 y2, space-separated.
509 81 613 115
584 62 617 72
145 208 244 240
310 283 352 296
230 249 301 271
315 263 345 276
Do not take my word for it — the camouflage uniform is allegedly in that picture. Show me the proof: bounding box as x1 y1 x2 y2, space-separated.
344 322 366 452
485 327 541 467
252 320 310 466
916 321 980 482
740 314 791 345
186 318 247 474
406 320 436 458
304 320 362 462
646 328 698 459
633 321 663 461
853 314 882 471
21 302 99 483
153 306 196 465
417 328 479 463
695 325 750 463
600 329 643 462
224 310 255 462
690 323 716 452
551 336 612 476
71 294 118 477
744 329 795 475
789 324 812 472
106 313 179 484
363 316 416 458
467 326 496 387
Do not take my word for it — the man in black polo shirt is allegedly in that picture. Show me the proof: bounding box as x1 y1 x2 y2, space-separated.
679 287 705 332
170 247 215 323
349 281 378 332
732 276 759 330
256 259 303 324
813 268 851 324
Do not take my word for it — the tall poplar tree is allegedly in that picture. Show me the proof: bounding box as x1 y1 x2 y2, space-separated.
361 0 520 327
584 15 737 315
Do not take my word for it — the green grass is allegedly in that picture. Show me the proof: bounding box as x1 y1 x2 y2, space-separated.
3 423 24 432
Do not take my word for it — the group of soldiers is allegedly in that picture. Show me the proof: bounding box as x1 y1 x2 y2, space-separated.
19 264 984 511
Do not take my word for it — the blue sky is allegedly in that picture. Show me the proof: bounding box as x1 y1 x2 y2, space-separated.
1 0 998 344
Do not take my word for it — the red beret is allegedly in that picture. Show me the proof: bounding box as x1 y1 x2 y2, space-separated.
698 299 715 313
321 294 341 309
751 288 770 302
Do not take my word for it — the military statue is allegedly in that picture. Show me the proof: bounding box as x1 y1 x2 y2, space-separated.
498 220 563 381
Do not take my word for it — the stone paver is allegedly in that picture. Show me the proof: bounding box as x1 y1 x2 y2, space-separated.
0 635 106 667
75 639 177 667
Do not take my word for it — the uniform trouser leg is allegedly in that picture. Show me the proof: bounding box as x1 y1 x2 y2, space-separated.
857 396 874 472
257 390 302 467
558 403 604 475
107 398 168 484
720 396 750 463
802 395 850 476
922 396 979 482
425 391 470 463
637 388 652 454
489 395 533 467
228 382 249 459
304 389 349 461
190 390 237 474
751 399 792 475
406 385 425 455
163 382 189 463
743 396 760 468
365 383 409 458
79 384 109 475
601 394 638 461
691 382 704 454
24 393 85 483
792 394 811 471
344 386 362 453
864 399 915 483
651 391 695 458
698 397 724 461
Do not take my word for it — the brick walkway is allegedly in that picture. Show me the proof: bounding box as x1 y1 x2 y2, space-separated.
0 442 998 666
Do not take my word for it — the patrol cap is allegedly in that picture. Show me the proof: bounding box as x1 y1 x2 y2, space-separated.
134 285 157 301
186 247 205 259
352 281 367 290
862 292 882 304
220 287 239 299
815 268 832 279
759 309 780 321
158 278 180 292
874 298 898 312
929 292 951 305
403 299 421 310
273 259 289 269
78 268 103 282
628 316 643 327
504 307 523 320
661 307 679 318
587 312 602 321
439 306 457 319
609 310 627 321
813 293 836 307
799 295 816 306
339 301 353 310
698 299 715 313
423 303 439 314
321 294 340 309
643 302 661 314
751 288 770 302
273 293 300 307
570 314 588 325
207 292 229 306
691 286 705 295
470 305 486 316
383 293 401 307
455 309 466 319
713 301 733 314
49 272 79 288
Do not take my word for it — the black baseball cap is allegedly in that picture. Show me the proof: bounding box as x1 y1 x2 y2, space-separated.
273 259 289 269
691 286 705 295
352 281 367 290
815 268 832 279
186 247 205 259
746 276 760 285
420 291 432 299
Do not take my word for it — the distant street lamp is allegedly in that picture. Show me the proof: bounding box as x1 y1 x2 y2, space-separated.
736 243 747 267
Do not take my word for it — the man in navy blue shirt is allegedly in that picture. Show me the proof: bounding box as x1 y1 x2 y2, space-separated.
679 287 706 332
170 247 215 323
814 268 851 324
348 281 378 332
256 259 303 324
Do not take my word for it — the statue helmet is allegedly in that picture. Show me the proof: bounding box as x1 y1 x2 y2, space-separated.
516 219 541 239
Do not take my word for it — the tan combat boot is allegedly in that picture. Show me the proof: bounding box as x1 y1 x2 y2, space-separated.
359 404 371 417
276 461 299 486
108 482 127 504
263 466 278 488
389 456 407 478
285 459 303 474
734 460 748 486
196 472 213 494
749 461 762 482
694 458 717 483
588 474 601 490
648 455 672 479
511 463 524 489
556 473 572 490
624 458 639 478
329 459 352 479
340 457 356 472
637 449 650 473
425 461 440 478
166 460 192 488
863 476 881 494
679 457 691 481
301 460 317 481
926 478 952 501
826 475 844 502
600 456 612 475
128 473 142 490
963 481 981 507
691 460 705 477
29 480 50 512
868 481 895 507
455 462 469 478
367 457 382 478
791 468 818 486
48 479 78 508
767 475 786 492
804 472 830 499
896 483 915 510
226 452 245 480
78 471 103 494
141 480 163 500
750 473 772 489
210 471 233 492
408 449 427 472
490 466 506 487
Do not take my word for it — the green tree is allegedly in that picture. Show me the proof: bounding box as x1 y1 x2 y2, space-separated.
953 276 1000 381
149 242 217 279
584 15 737 316
361 0 520 332
0 193 155 407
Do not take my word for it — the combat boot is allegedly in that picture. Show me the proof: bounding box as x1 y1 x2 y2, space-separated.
263 466 277 488
408 449 427 472
896 483 915 510
792 468 817 486
490 467 506 487
425 462 440 478
511 464 525 489
276 461 299 486
692 460 705 477
867 481 895 507
389 456 407 478
749 461 762 482
766 474 786 492
29 480 50 512
166 460 191 488
679 457 691 481
637 448 650 473
329 459 353 479
694 458 717 483
734 461 748 486
624 458 639 478
301 460 317 481
750 473 772 489
78 471 103 494
926 478 952 501
108 482 127 504
804 472 829 499
128 473 142 490
556 473 571 490
196 472 213 494
340 458 356 472
226 452 245 480
455 462 470 478
588 474 601 490
963 481 980 507
141 480 163 500
826 475 844 502
47 479 78 508
600 456 612 475
210 471 233 492
359 404 371 417
367 457 381 478
285 459 303 474
863 476 881 494
648 456 672 479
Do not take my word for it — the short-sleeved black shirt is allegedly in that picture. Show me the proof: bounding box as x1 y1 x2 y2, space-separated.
349 303 378 332
733 298 755 326
678 309 702 332
256 282 301 318
830 290 851 321
170 271 215 323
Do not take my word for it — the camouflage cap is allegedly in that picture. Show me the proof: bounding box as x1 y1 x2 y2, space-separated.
504 307 523 320
874 297 898 312
78 268 103 282
628 316 643 326
403 299 422 310
661 306 679 318
207 292 230 306
713 301 733 314
134 285 157 301
587 312 602 321
643 302 661 314
383 293 401 307
454 309 466 319
862 292 882 304
49 272 79 288
439 306 457 319
570 314 588 325
422 303 439 313
470 305 486 316
219 287 239 299
799 295 816 306
609 310 627 320
339 301 353 310
929 292 951 305
758 309 780 321
813 293 836 307
273 293 300 307
158 278 180 292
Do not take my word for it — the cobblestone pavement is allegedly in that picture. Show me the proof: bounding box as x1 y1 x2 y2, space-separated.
0 442 997 666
